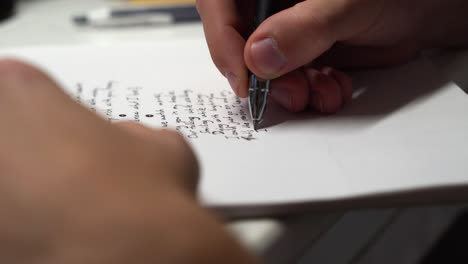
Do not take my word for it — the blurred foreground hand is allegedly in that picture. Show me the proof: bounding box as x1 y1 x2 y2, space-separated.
0 59 259 264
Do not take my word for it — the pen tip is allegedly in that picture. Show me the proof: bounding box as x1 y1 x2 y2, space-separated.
253 120 259 131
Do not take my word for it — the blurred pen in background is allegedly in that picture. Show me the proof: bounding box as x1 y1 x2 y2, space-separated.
73 1 199 28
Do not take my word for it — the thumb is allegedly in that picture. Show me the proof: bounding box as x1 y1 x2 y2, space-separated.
244 0 383 79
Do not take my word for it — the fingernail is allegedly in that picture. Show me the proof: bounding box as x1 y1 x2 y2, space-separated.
271 87 291 110
310 93 324 112
225 72 238 94
251 38 286 76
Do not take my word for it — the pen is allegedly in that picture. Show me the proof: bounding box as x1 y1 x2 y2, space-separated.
73 5 200 27
249 0 281 130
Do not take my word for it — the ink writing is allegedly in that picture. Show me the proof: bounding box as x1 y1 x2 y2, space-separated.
72 82 267 141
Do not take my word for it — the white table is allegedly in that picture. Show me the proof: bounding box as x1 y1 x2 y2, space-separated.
2 1 468 263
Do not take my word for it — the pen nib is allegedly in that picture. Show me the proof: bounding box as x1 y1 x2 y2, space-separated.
253 120 259 131
249 75 270 131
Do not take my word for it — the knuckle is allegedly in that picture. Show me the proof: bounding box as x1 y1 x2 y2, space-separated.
0 59 40 79
160 129 186 145
157 129 199 191
157 130 195 161
290 95 308 113
290 90 309 113
322 84 343 113
0 59 48 92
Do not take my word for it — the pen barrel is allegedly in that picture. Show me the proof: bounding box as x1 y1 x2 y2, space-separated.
249 76 270 121
111 5 200 23
112 5 196 17
253 0 279 28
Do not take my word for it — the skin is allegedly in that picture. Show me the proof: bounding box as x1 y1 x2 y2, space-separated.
2 0 468 262
0 59 259 264
196 0 468 113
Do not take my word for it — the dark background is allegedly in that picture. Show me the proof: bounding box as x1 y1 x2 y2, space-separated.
0 0 15 21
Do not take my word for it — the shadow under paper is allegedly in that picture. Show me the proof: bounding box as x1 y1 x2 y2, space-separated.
431 48 468 95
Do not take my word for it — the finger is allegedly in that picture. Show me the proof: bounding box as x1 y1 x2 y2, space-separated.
0 58 105 133
305 68 344 113
0 59 120 182
319 66 353 103
115 121 158 138
150 130 200 197
317 43 421 69
244 0 383 79
115 122 199 195
0 58 69 104
197 0 252 97
270 70 309 112
270 66 351 113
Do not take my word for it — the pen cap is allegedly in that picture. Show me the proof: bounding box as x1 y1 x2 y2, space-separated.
0 0 15 22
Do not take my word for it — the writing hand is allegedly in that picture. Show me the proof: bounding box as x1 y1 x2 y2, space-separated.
197 0 468 113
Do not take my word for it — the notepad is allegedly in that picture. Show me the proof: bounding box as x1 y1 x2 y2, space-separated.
2 40 468 217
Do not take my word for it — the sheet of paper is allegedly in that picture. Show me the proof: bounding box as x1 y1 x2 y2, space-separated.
2 40 468 216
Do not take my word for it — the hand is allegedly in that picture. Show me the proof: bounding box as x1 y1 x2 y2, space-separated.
0 59 259 264
197 0 468 113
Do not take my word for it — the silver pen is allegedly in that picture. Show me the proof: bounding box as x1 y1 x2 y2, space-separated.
249 75 270 130
248 0 280 130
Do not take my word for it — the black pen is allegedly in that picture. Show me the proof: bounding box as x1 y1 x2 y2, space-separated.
249 0 281 130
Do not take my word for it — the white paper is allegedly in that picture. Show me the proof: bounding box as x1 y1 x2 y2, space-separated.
2 40 468 216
